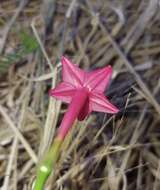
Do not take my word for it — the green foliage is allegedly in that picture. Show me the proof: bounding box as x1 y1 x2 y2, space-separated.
19 31 39 54
0 31 39 74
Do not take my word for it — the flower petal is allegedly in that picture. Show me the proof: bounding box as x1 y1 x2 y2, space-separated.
85 66 112 92
61 56 85 88
49 82 76 103
89 92 119 114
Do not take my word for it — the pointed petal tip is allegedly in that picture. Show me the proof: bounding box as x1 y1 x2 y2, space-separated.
105 65 112 73
60 56 74 69
60 56 67 65
105 107 119 114
48 88 61 97
112 107 119 114
60 56 72 66
108 104 119 114
61 55 66 60
48 88 55 97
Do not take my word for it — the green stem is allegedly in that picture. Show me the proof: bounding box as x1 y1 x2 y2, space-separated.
32 138 62 190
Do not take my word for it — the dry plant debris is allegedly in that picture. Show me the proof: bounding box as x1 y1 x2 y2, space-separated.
0 0 160 189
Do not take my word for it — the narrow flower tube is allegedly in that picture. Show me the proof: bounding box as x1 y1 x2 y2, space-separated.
57 88 88 140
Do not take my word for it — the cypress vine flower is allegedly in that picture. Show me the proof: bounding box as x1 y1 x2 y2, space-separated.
49 56 118 140
33 56 119 190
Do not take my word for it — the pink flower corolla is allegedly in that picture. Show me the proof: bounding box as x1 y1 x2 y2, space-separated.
49 56 119 140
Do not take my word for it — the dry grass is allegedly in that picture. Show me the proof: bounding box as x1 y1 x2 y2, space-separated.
0 0 160 189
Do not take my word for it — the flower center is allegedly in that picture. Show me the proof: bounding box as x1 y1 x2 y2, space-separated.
83 84 91 92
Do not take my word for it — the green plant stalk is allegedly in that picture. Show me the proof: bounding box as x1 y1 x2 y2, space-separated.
32 138 62 190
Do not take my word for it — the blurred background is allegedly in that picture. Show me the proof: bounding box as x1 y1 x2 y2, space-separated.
0 0 160 189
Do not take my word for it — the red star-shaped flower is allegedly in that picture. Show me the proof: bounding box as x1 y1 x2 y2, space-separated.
49 56 119 121
32 56 119 190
